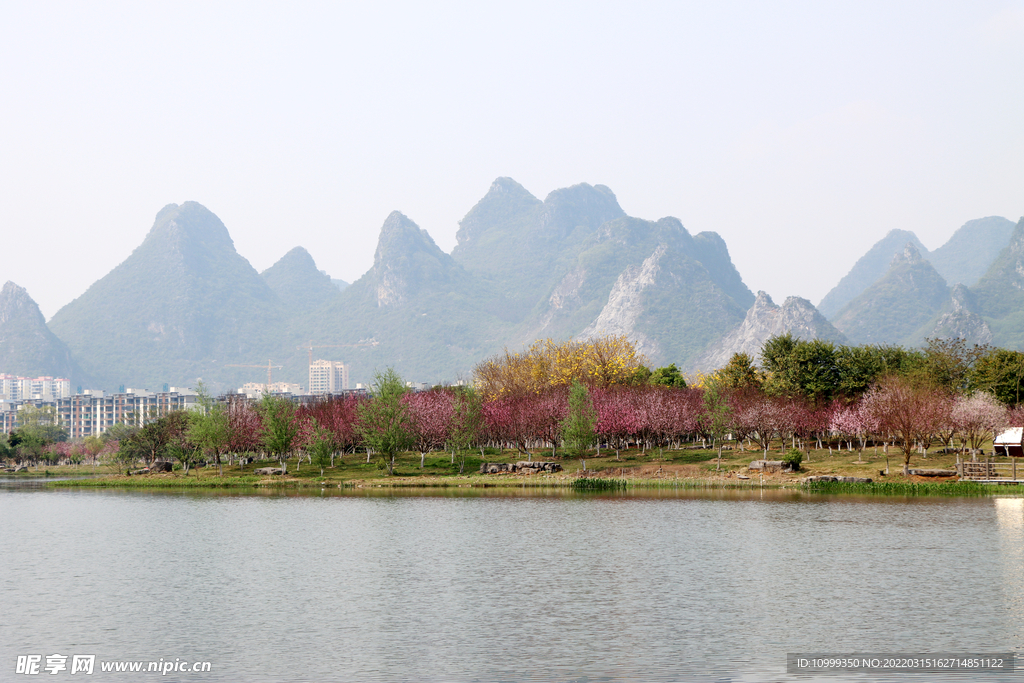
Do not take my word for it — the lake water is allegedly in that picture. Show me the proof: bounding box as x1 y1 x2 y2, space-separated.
1 484 1022 682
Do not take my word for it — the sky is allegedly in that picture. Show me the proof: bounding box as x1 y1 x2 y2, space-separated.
2 1 1023 320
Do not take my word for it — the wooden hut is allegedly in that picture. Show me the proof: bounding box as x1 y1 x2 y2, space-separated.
994 428 1024 458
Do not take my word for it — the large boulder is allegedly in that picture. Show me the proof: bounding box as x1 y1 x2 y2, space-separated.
515 461 563 473
480 463 514 474
480 461 563 474
150 461 173 472
749 460 784 472
908 469 956 477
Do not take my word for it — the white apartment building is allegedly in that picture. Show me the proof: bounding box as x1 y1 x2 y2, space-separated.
239 382 304 399
58 388 198 439
0 387 198 438
0 375 71 401
308 359 349 395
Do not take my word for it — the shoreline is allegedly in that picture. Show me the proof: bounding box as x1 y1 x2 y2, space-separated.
9 445 1022 497
41 472 1024 497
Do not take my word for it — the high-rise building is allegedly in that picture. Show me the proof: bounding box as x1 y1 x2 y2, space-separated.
308 359 349 395
0 375 71 401
57 388 198 439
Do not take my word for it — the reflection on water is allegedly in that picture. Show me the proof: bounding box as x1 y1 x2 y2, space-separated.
0 487 1020 682
996 498 1024 651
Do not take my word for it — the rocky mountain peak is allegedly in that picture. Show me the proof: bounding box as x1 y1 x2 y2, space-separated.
145 201 235 254
967 217 1024 347
0 281 82 381
488 176 536 199
47 202 284 391
931 284 992 345
539 183 625 240
894 242 926 266
374 211 440 268
818 228 929 319
371 211 459 308
273 246 317 269
928 215 1015 286
949 283 974 313
261 247 340 313
689 291 844 371
0 281 38 325
833 241 948 346
580 244 669 359
749 290 777 314
453 178 542 249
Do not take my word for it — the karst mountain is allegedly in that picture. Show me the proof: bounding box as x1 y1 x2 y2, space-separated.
11 183 1022 392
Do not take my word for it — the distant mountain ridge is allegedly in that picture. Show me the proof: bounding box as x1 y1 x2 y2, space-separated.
0 282 85 382
298 210 514 383
928 216 1016 288
690 291 845 372
303 189 754 382
48 202 289 392
451 178 629 322
930 284 992 346
34 182 758 389
832 243 949 346
971 217 1024 349
818 216 1015 321
22 188 1021 391
817 229 929 319
261 247 341 314
815 214 1019 352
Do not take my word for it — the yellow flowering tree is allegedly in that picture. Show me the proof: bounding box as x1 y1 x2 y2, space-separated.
475 335 649 399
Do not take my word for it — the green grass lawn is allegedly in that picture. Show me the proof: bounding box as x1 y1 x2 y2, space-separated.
37 441 1023 494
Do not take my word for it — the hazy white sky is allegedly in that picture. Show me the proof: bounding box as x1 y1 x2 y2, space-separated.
2 1 1023 319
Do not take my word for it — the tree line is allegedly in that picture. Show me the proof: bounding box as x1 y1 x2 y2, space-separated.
721 334 1024 405
4 335 1024 477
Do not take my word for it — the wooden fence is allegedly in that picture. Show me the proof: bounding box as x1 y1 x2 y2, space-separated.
959 459 1024 482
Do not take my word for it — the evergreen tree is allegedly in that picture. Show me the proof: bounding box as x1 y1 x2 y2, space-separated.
561 380 597 462
447 387 484 474
356 368 415 476
259 394 299 473
649 363 687 388
718 353 762 389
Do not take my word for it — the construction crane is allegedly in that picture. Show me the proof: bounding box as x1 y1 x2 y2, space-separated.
225 360 283 388
299 339 379 367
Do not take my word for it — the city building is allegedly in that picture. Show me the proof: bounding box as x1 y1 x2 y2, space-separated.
0 400 19 433
308 359 349 395
0 374 71 401
238 382 304 399
57 388 198 439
